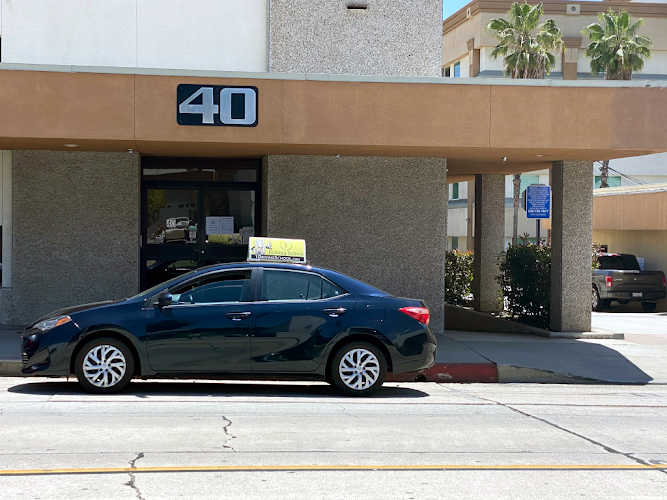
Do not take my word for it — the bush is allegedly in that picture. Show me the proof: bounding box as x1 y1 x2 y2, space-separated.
445 250 474 306
497 242 551 329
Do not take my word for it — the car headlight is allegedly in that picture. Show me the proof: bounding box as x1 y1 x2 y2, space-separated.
34 315 72 332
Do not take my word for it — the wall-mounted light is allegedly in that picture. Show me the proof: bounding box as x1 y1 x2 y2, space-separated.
64 144 79 148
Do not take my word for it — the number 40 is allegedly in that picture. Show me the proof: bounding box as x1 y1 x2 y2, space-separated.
179 87 257 125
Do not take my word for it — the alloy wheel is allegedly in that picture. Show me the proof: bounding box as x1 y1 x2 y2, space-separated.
338 348 381 391
82 345 127 388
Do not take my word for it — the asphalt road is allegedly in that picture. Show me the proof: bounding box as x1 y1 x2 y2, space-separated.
1 379 666 499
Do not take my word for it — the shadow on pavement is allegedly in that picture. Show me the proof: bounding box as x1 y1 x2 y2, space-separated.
445 332 657 384
7 379 430 399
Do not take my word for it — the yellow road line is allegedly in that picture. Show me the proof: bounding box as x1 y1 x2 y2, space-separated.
0 464 665 476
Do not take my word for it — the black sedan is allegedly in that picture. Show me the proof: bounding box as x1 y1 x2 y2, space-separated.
21 262 436 396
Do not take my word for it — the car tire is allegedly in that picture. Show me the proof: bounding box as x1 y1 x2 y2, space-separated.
330 341 387 397
641 302 657 313
74 337 135 394
592 287 609 312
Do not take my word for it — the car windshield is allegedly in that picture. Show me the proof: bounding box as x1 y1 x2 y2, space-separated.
131 270 197 299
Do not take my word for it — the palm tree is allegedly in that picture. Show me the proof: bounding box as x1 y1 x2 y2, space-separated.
581 9 651 80
486 2 565 79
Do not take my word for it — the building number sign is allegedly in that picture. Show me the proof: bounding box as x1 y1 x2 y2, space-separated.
177 84 258 127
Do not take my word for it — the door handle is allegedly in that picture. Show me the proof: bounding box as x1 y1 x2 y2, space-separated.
226 311 251 321
323 307 347 318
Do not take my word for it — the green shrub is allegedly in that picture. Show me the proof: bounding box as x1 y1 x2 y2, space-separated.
497 242 551 329
445 250 474 306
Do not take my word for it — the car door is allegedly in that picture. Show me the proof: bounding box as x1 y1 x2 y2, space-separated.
251 268 356 372
145 269 254 372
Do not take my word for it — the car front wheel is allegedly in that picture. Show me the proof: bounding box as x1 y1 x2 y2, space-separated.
330 341 387 397
74 337 134 394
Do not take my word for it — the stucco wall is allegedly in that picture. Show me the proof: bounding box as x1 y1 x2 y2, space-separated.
3 151 140 324
263 155 448 333
269 0 442 76
593 229 667 312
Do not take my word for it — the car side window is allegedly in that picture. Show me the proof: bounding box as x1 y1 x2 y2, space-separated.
261 270 344 301
170 270 251 305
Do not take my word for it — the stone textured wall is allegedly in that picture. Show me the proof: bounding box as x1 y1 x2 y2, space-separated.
551 160 593 332
5 151 140 324
268 0 442 77
264 155 448 333
472 174 505 313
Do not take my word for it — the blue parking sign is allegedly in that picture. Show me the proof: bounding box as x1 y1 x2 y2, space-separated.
526 185 550 219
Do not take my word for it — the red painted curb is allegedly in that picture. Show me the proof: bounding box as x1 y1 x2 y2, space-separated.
386 363 498 383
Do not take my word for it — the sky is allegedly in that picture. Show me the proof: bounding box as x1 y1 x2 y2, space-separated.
442 0 606 20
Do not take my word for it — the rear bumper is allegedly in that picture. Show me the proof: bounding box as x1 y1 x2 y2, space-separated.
391 340 436 375
606 291 666 301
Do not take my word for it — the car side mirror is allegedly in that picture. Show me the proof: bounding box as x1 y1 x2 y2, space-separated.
157 292 173 308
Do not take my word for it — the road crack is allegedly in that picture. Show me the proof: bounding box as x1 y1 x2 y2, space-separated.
222 416 237 452
474 394 667 477
124 452 145 500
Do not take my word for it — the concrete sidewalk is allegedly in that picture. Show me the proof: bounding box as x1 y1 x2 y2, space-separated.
2 327 666 384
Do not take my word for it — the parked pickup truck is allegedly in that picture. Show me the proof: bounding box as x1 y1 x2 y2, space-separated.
593 253 666 312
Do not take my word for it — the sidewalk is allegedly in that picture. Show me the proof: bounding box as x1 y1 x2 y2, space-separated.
2 327 666 384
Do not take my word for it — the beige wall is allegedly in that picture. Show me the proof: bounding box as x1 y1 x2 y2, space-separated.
594 191 667 230
593 229 667 311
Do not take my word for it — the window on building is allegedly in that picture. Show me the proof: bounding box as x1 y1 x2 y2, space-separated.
454 62 461 78
444 66 451 77
451 236 459 250
520 175 540 193
594 176 621 188
452 183 459 199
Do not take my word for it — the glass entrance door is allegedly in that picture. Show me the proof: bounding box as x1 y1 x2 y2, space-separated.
140 158 261 290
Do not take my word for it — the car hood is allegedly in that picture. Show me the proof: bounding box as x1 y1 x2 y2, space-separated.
31 300 119 326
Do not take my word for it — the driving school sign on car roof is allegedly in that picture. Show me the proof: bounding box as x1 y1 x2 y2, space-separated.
248 237 306 264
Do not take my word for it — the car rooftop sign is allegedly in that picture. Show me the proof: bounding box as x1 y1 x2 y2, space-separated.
248 237 307 264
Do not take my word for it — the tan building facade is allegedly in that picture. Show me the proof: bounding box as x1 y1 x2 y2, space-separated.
443 0 667 80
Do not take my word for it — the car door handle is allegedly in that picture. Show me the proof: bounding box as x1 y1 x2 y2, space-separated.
226 311 251 321
323 308 347 318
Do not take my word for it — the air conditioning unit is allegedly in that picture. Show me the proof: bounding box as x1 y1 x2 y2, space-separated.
567 4 580 15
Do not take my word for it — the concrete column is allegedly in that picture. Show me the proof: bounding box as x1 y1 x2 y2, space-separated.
551 160 593 332
467 38 480 78
466 179 474 251
562 37 582 80
472 174 505 312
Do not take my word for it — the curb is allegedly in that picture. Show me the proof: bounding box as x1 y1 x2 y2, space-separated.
387 363 498 383
0 359 22 377
548 332 625 340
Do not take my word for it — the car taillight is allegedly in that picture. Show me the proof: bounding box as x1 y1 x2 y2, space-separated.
663 276 666 288
399 307 430 325
605 276 612 288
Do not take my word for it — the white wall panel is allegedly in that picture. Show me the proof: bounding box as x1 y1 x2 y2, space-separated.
0 0 267 71
1 0 137 67
137 0 267 71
